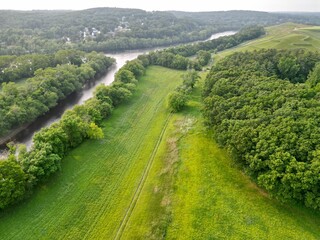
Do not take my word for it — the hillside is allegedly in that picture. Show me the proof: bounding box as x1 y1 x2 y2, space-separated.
216 22 320 61
1 9 320 54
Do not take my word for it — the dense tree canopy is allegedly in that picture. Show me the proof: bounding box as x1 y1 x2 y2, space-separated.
0 55 146 209
0 26 264 211
203 49 320 209
0 158 26 209
0 8 319 54
0 50 114 137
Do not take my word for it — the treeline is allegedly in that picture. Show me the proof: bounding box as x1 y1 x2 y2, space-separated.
203 49 320 209
167 70 200 112
0 56 146 210
0 50 98 84
0 50 114 137
77 30 214 53
171 10 320 30
1 8 316 55
0 27 265 210
0 8 211 55
140 26 264 71
164 26 265 57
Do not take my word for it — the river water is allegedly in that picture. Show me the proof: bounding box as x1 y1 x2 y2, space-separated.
0 31 236 153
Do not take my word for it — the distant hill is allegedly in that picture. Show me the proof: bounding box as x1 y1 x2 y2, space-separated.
0 8 319 55
170 10 320 28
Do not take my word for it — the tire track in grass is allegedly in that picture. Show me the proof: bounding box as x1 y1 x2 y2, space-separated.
54 94 155 239
82 94 165 239
114 113 172 240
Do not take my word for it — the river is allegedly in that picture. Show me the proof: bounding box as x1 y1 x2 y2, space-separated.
0 31 236 154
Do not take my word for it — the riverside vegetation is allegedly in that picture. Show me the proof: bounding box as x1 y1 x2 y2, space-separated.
0 25 264 211
1 22 320 239
0 50 114 137
1 8 320 55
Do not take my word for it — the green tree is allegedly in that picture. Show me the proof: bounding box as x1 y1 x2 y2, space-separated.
167 91 188 112
87 122 104 139
182 69 200 89
115 69 136 83
306 63 320 88
277 57 300 82
21 143 61 183
0 159 26 209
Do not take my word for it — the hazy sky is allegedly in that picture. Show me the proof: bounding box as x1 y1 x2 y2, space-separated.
1 0 319 12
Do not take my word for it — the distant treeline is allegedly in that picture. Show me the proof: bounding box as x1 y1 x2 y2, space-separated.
163 26 265 57
203 49 320 209
140 26 265 70
0 26 264 210
0 8 319 54
170 10 320 29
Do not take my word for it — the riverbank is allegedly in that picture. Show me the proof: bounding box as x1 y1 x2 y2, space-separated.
0 31 236 152
0 66 182 239
1 66 319 239
0 62 115 151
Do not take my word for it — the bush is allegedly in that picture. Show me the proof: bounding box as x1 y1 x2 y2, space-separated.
167 91 188 112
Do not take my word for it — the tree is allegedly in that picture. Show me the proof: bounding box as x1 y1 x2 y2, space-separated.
306 63 320 88
0 159 26 209
60 111 88 147
87 122 104 139
196 50 211 66
103 86 132 106
122 59 145 78
277 57 300 82
167 91 188 112
21 143 61 183
33 123 69 157
115 69 136 83
94 84 113 105
182 69 200 89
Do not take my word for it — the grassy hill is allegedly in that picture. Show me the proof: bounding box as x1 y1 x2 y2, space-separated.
215 22 320 61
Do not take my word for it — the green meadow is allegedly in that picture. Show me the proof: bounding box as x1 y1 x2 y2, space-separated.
121 74 320 239
1 22 320 239
215 22 320 61
0 66 182 239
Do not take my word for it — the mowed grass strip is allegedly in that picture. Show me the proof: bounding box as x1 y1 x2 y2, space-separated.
215 22 320 62
0 66 183 239
122 77 320 239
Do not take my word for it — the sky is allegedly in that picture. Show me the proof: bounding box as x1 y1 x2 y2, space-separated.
0 0 319 12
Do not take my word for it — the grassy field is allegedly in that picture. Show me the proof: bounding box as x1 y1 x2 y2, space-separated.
121 75 320 239
0 66 183 239
215 22 320 61
1 22 320 239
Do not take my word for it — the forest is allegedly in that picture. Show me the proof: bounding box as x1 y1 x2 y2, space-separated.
0 5 320 239
0 57 143 209
0 50 114 137
203 49 320 209
141 26 265 70
0 8 319 54
0 25 264 211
